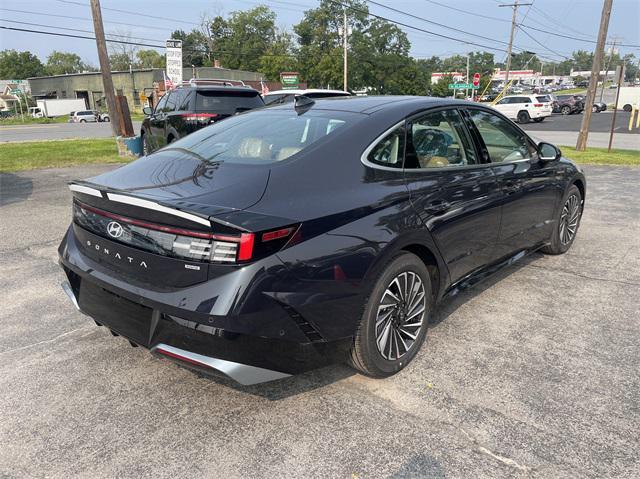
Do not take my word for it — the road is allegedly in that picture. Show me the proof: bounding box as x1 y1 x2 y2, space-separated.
0 121 142 143
1 164 639 478
521 110 637 135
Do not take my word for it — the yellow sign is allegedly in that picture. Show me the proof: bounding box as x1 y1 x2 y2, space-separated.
139 92 148 103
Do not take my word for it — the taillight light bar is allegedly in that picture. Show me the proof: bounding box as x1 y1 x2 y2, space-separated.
179 113 218 122
533 103 544 107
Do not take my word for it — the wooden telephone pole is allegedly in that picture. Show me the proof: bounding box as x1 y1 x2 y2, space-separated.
343 9 348 92
499 1 532 85
576 0 613 151
90 0 121 137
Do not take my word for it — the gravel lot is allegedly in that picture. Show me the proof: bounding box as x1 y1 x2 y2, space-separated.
0 164 638 478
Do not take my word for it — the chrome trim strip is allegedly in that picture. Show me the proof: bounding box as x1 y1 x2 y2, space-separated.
106 193 211 227
61 281 80 311
68 184 103 197
152 343 292 386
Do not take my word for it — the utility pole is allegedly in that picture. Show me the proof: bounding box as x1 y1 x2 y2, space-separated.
576 0 613 151
90 0 121 137
499 1 532 86
342 9 348 92
466 53 470 99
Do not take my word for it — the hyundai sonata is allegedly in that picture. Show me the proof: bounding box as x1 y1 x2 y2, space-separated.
59 96 585 385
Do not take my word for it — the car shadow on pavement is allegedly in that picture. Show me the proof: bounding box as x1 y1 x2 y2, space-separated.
430 253 542 328
187 253 544 400
0 172 33 206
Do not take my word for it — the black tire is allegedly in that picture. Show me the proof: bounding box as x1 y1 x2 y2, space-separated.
517 111 530 124
80 119 86 123
533 117 544 123
592 105 599 113
623 104 632 112
561 105 571 115
541 184 583 255
104 117 110 122
349 252 432 378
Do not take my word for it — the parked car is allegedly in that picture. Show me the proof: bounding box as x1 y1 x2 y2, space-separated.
263 88 352 105
59 96 585 385
591 102 607 113
575 80 589 88
479 94 497 102
140 81 265 154
69 110 97 123
554 95 584 115
492 94 553 123
93 110 110 122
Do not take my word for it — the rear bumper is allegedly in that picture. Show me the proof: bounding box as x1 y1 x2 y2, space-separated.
58 227 352 384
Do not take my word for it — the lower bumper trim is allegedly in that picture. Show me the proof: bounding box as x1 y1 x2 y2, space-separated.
151 343 292 386
61 280 80 311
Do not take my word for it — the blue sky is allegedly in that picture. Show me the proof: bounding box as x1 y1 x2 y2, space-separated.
0 0 638 66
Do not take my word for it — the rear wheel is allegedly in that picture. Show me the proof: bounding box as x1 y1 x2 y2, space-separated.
80 119 86 123
592 105 599 113
349 252 432 378
542 185 582 255
517 111 530 124
561 105 571 115
623 104 632 112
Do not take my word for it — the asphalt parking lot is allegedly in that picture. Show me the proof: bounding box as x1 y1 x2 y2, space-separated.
1 164 639 478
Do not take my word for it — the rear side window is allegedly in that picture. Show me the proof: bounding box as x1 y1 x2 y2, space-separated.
367 126 404 168
196 91 264 114
169 109 360 163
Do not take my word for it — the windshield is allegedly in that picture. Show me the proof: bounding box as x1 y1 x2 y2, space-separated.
165 109 362 163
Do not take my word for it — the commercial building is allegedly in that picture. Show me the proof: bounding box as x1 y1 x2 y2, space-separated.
27 67 266 111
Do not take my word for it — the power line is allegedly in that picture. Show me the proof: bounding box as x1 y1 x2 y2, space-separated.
422 0 510 23
516 26 571 60
0 7 170 31
55 0 200 26
520 23 639 48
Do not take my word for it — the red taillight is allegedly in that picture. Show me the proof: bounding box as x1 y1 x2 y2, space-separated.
179 113 218 122
262 227 294 242
237 233 255 261
534 103 544 107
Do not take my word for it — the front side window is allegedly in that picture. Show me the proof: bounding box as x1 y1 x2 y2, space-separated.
168 109 361 163
154 94 168 113
367 126 404 168
467 109 535 163
405 109 476 169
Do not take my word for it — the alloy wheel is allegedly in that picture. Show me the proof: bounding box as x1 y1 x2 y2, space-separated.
375 271 426 361
559 194 581 245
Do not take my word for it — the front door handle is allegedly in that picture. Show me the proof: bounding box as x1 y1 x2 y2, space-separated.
424 200 450 215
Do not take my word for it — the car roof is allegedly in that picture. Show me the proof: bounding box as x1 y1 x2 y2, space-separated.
265 95 472 115
264 89 351 96
176 85 260 94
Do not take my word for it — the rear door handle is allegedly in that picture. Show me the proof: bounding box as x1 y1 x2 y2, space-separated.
424 200 450 215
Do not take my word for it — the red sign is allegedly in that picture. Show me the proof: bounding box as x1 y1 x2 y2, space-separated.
472 73 481 87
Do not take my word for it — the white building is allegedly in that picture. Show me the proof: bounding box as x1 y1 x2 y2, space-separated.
430 72 465 84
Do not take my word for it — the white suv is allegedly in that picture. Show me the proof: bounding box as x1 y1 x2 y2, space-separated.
492 94 553 123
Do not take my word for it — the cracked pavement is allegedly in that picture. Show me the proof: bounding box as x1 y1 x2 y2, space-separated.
0 164 638 478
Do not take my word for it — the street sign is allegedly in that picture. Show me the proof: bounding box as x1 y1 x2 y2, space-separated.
280 72 300 90
165 39 183 87
10 89 21 95
448 83 477 89
473 73 481 87
139 92 148 103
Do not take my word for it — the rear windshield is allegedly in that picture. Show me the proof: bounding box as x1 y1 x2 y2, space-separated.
536 95 551 102
195 90 264 113
167 109 362 164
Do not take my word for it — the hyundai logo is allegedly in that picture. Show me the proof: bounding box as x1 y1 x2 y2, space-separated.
106 221 124 238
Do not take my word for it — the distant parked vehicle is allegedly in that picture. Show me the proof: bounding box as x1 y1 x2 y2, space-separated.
69 110 97 123
554 95 584 115
92 111 110 122
141 79 265 154
575 80 589 88
34 98 87 118
263 89 352 105
591 102 607 113
492 94 553 123
616 87 640 112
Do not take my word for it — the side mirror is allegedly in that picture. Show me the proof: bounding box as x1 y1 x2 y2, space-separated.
142 106 153 116
538 142 561 162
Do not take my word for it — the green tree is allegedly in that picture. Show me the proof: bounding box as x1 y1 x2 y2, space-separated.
109 53 132 71
136 49 165 69
258 32 298 81
171 29 209 67
45 51 88 75
431 74 454 97
0 49 45 78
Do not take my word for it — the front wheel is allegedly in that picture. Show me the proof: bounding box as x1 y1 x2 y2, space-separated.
517 111 530 124
541 185 583 255
349 252 432 378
